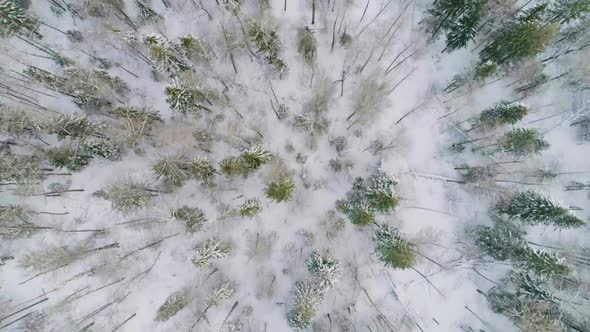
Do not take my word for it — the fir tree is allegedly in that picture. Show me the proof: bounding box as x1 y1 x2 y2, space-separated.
499 128 550 156
45 146 91 171
239 198 262 218
265 176 295 202
0 0 40 38
423 0 485 51
136 0 159 22
514 247 570 277
172 206 207 232
297 26 317 65
144 34 189 74
306 250 340 289
497 190 585 228
479 19 560 65
478 102 529 129
94 181 156 212
155 288 191 321
374 225 415 269
191 239 231 267
472 222 527 260
241 145 272 171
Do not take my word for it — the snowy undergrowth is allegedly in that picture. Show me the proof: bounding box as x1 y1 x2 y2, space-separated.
1 0 589 331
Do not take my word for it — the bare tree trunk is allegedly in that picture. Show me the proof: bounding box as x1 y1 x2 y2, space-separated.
312 0 316 25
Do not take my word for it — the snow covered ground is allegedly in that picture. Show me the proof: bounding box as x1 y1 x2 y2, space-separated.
1 0 589 331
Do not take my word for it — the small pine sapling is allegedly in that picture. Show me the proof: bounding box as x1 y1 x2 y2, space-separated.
339 32 352 48
374 225 415 269
191 239 231 267
94 181 156 212
155 288 191 321
499 128 550 156
172 206 207 232
239 198 262 218
478 102 529 130
265 176 295 202
497 191 585 228
297 26 317 65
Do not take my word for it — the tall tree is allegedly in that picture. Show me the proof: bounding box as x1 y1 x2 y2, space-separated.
0 0 40 38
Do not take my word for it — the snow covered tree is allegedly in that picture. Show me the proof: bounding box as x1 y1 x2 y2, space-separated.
136 0 159 23
478 102 529 129
110 105 163 146
499 128 550 156
297 26 317 65
187 156 215 184
306 250 340 289
172 206 207 232
472 222 527 260
207 280 235 306
547 0 590 24
374 225 415 269
0 0 40 38
337 170 399 225
423 0 485 51
94 181 156 212
497 191 585 228
144 34 189 74
287 279 326 329
514 247 570 277
191 239 231 267
48 113 101 140
265 176 295 202
82 139 121 160
0 151 43 183
164 85 212 114
153 156 192 187
0 108 42 138
294 111 329 137
179 35 213 64
241 145 272 171
155 288 191 321
239 198 262 218
21 245 82 272
479 19 560 66
339 32 352 48
45 146 90 171
219 156 249 177
248 21 288 76
0 205 35 240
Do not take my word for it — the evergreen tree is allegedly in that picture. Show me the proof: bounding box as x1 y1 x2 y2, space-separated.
94 181 156 212
110 105 163 146
187 156 215 184
306 250 340 289
45 146 91 171
297 26 317 64
514 247 570 277
497 190 585 228
191 239 231 267
136 0 159 22
219 156 249 177
548 0 590 24
0 151 43 183
179 35 213 64
294 111 329 137
144 34 189 74
207 280 235 306
337 170 399 225
164 86 195 114
374 225 415 269
172 206 207 232
480 19 560 65
248 21 288 75
239 198 262 218
153 156 191 187
472 222 527 260
82 139 121 160
478 102 529 129
0 0 40 38
339 32 352 48
499 128 550 156
0 108 41 138
48 113 101 140
265 176 295 202
241 145 272 171
423 0 485 51
155 288 191 322
287 279 326 329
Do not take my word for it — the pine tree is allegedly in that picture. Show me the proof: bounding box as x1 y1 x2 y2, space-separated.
499 128 550 156
48 113 101 140
0 108 42 138
164 86 195 114
239 198 262 218
179 35 213 64
82 139 121 160
514 247 570 277
374 225 415 269
219 156 249 177
207 280 235 306
287 279 325 329
94 181 155 212
473 222 527 260
548 0 590 24
191 239 231 267
110 105 163 146
153 156 191 187
339 32 352 48
297 26 317 64
155 288 191 321
265 176 295 202
248 21 288 75
136 0 159 22
423 0 485 50
172 206 207 232
480 19 560 65
0 151 43 183
497 190 585 228
144 34 189 74
241 145 272 171
306 250 340 289
45 146 91 171
0 205 35 240
478 102 529 129
0 0 40 38
187 156 215 184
